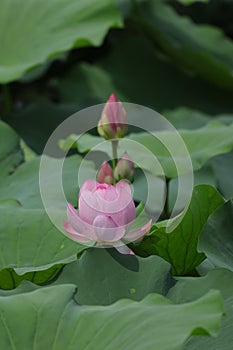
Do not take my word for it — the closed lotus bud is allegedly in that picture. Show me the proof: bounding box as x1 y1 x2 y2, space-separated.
97 161 114 184
97 93 127 140
115 152 134 182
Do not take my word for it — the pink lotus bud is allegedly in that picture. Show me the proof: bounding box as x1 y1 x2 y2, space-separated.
97 161 114 184
115 152 134 182
97 93 127 140
63 180 151 255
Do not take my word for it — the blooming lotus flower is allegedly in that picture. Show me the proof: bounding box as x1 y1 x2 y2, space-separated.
115 152 135 182
63 180 151 255
97 161 114 184
97 93 127 140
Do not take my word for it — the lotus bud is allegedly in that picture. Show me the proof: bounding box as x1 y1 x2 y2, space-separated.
97 161 114 184
97 93 127 140
115 152 134 182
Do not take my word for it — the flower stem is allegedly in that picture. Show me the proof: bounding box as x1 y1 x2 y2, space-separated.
111 140 118 170
161 177 170 220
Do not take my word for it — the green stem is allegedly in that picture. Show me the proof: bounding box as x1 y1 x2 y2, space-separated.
2 84 12 117
162 177 170 220
111 140 118 171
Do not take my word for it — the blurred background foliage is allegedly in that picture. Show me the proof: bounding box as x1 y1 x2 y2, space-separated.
1 0 233 199
0 0 233 201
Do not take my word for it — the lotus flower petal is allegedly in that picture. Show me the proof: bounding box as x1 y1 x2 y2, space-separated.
114 243 135 255
93 215 125 242
67 203 96 240
124 220 152 243
63 222 91 243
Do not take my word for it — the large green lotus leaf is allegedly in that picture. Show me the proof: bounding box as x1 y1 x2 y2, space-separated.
0 121 23 177
58 63 121 106
133 162 218 216
0 155 93 275
59 32 233 114
0 265 62 290
9 102 81 154
162 107 210 129
0 0 122 83
211 150 233 200
0 280 38 297
0 284 224 350
167 268 233 350
162 107 233 130
181 121 233 170
133 185 224 275
0 154 96 209
133 0 233 90
60 122 233 178
54 248 173 305
198 201 233 271
0 199 84 275
59 133 102 153
168 162 217 213
127 122 233 178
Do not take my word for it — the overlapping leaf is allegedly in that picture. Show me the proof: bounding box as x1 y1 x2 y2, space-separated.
0 0 122 83
0 199 84 275
0 154 95 208
54 248 173 305
199 200 233 271
133 185 224 275
0 284 224 350
0 121 23 177
58 27 233 113
0 155 94 276
128 122 233 177
168 268 233 350
133 0 233 89
60 122 233 178
211 151 233 199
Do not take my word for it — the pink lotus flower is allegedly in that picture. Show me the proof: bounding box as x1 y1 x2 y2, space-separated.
97 93 127 140
64 180 151 255
97 161 114 184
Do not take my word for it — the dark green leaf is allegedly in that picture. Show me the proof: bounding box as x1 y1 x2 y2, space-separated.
133 0 233 89
59 30 233 114
211 150 233 199
0 265 62 290
177 0 209 4
9 102 80 153
0 121 23 178
199 200 233 271
54 248 173 305
134 185 224 275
